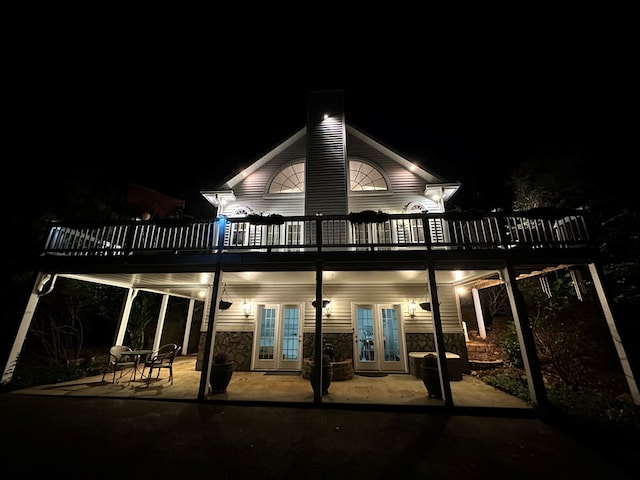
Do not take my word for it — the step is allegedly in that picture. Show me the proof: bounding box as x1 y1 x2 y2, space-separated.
468 359 504 370
466 344 494 353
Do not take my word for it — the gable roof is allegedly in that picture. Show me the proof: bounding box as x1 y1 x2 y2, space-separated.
207 123 460 200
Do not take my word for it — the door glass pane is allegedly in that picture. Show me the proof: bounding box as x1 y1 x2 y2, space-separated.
281 307 299 360
266 225 280 245
357 306 375 361
231 223 248 246
259 308 276 360
410 218 425 242
287 223 302 245
381 308 400 362
353 224 371 244
376 222 392 243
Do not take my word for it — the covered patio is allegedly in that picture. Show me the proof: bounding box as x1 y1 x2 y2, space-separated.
9 354 532 412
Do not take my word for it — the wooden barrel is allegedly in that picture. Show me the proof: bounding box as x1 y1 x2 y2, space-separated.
302 358 353 381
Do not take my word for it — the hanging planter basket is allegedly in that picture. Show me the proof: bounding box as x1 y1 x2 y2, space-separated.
312 299 331 309
419 302 431 311
218 284 233 310
348 210 391 224
246 213 285 225
218 300 233 310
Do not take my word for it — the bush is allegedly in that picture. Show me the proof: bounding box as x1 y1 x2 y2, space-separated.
213 351 231 364
478 369 530 401
500 324 524 368
0 357 107 393
477 366 640 436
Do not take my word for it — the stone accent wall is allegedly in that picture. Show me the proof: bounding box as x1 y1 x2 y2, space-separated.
405 333 469 373
195 331 253 372
303 333 353 361
197 331 470 374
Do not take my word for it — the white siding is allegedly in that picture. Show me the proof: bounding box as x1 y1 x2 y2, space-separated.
207 282 462 335
346 133 443 214
221 136 307 217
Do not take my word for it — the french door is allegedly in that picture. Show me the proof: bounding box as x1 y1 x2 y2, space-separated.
253 304 302 371
353 304 406 372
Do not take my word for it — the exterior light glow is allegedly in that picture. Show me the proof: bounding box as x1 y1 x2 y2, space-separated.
409 300 417 318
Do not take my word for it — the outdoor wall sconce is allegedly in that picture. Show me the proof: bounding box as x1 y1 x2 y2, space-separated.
241 300 251 317
322 303 331 317
409 300 417 318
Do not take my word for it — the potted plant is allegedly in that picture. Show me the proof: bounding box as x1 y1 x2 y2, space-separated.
347 210 391 224
209 351 235 394
422 354 442 399
309 353 333 395
246 213 285 225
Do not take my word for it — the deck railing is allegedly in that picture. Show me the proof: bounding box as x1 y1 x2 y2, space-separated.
41 211 591 257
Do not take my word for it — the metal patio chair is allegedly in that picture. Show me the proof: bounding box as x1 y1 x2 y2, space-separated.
101 345 136 384
143 343 181 386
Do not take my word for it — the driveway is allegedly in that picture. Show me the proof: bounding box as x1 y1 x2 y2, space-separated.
0 394 636 479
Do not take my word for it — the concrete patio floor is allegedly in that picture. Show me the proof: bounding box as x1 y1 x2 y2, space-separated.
10 354 532 412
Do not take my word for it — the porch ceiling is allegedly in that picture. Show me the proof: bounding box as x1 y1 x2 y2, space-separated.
58 269 508 301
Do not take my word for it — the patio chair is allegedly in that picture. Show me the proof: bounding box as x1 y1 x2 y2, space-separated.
101 345 136 384
144 343 181 386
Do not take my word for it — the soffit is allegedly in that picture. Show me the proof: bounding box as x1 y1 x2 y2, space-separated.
58 269 503 301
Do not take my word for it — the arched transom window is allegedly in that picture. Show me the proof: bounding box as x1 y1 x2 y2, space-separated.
406 202 428 213
268 163 305 193
268 160 388 193
349 160 387 191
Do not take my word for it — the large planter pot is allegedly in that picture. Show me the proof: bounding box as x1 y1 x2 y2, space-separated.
422 354 442 399
209 361 235 394
309 363 333 395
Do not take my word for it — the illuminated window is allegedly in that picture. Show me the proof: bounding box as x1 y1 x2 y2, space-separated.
269 163 305 193
406 202 427 213
267 160 388 193
350 160 387 191
232 207 252 216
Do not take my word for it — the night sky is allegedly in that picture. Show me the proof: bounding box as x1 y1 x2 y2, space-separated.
10 19 633 218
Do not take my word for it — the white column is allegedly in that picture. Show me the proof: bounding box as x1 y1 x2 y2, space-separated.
2 272 54 384
152 294 170 352
588 263 640 404
472 288 486 339
115 289 138 346
182 299 196 355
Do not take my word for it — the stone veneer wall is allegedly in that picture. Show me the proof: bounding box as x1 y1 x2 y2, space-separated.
196 331 468 374
303 333 353 362
196 331 253 372
405 333 469 373
303 332 469 373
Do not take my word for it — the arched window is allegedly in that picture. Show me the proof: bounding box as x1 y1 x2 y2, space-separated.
406 202 428 214
232 206 253 216
349 160 388 191
267 159 388 193
268 163 305 193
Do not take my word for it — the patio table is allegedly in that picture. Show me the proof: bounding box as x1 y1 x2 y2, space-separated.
126 349 153 382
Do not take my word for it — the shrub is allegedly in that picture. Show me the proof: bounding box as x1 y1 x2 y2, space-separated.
213 351 231 364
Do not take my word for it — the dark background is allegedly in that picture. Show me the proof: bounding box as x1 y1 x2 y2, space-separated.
8 13 634 218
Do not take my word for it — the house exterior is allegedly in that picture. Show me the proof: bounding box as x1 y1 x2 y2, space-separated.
4 90 638 408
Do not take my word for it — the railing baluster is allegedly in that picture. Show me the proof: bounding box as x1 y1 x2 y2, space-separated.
40 212 591 257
